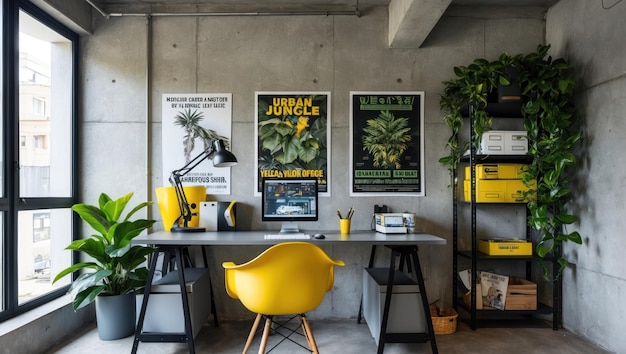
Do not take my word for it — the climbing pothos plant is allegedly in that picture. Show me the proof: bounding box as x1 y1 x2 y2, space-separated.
439 44 582 280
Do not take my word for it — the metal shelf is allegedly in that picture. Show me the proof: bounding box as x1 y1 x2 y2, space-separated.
460 154 533 164
457 299 554 316
451 103 561 331
456 250 555 261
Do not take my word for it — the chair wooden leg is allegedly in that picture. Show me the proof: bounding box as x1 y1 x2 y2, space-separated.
243 314 263 354
258 316 273 354
300 314 319 354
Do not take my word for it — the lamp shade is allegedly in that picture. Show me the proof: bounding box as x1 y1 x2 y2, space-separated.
212 139 238 167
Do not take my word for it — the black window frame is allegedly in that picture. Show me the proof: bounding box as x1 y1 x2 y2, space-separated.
1 0 79 321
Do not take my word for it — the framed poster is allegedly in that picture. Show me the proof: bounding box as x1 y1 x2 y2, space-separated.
255 92 331 196
162 93 233 195
350 92 425 196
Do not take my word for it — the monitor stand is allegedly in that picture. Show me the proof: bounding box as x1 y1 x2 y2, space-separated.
279 221 301 234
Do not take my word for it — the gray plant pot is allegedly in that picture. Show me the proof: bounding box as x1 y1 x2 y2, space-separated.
95 293 136 340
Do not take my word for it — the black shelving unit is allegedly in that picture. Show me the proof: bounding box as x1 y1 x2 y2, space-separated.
451 104 561 330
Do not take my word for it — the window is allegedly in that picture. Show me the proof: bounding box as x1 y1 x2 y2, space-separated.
33 97 45 117
32 212 50 242
1 0 78 319
33 135 47 149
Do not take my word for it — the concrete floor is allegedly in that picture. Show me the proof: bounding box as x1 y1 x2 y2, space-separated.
46 316 611 354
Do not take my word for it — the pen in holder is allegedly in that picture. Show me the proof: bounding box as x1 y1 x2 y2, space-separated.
338 206 354 234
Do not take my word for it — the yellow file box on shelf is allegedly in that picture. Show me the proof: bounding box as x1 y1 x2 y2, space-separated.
478 239 533 256
464 163 529 180
463 178 534 203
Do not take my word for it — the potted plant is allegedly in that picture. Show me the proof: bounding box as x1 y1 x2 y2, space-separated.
53 192 156 340
439 44 582 279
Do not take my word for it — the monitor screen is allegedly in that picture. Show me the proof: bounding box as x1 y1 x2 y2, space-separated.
262 178 318 232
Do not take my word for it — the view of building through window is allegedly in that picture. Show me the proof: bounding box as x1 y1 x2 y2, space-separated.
16 10 73 305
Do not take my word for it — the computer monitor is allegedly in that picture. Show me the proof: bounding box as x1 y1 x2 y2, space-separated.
261 178 318 233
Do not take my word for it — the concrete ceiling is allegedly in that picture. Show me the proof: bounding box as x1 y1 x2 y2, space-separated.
88 0 561 48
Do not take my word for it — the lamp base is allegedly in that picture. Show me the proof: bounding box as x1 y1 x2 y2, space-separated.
171 226 207 233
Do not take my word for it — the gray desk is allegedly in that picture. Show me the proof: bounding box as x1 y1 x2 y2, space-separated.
133 230 446 246
131 231 446 354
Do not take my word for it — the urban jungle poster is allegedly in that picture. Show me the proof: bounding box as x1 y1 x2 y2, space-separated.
255 92 331 196
162 93 233 195
350 92 424 196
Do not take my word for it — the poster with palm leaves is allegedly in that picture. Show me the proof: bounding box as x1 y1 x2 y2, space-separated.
255 92 330 196
349 92 424 196
162 93 233 195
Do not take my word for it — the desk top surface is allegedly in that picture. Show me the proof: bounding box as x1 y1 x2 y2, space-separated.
133 230 446 246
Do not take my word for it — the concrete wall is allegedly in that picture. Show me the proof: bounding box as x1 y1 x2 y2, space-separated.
17 0 626 352
7 1 625 353
79 5 546 323
547 1 626 353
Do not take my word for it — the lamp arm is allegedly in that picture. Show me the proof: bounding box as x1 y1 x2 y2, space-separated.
168 142 217 228
169 172 192 228
170 144 217 179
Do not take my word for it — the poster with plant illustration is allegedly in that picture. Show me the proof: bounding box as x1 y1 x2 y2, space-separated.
255 92 330 196
162 93 233 195
350 92 424 196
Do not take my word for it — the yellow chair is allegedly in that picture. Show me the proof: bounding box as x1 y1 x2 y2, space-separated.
222 242 345 354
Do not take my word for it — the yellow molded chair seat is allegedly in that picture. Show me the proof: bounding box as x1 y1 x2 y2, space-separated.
223 242 345 354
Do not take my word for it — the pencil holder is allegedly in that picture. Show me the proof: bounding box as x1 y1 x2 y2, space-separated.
339 219 351 234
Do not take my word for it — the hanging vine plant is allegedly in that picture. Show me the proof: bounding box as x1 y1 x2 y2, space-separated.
439 44 582 280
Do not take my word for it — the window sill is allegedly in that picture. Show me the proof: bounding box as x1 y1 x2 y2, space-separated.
0 295 74 336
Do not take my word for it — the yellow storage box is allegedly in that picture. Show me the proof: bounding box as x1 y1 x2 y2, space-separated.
464 179 506 202
464 164 529 180
478 239 533 256
506 179 534 202
463 178 534 203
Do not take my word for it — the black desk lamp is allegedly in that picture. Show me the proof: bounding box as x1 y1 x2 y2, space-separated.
169 139 237 232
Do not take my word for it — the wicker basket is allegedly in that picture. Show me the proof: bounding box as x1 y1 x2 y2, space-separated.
430 306 458 335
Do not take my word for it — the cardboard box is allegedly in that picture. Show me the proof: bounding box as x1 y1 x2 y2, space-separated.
479 239 533 256
505 277 537 310
463 277 537 310
463 288 483 310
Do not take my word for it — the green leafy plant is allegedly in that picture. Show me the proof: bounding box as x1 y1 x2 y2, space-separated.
439 44 582 279
517 46 582 278
362 110 412 169
439 55 514 173
53 192 156 311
